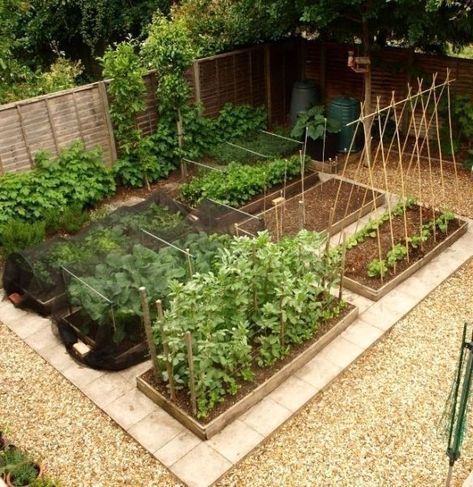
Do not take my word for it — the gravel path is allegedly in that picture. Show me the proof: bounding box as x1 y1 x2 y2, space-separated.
218 258 473 486
0 323 181 487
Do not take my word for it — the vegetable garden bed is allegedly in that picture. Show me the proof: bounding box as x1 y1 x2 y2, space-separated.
343 203 468 300
238 177 385 239
137 302 357 440
194 171 320 232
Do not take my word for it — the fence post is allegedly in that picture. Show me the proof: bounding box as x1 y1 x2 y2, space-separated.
98 81 118 166
193 62 201 104
264 44 273 129
16 104 34 168
45 99 60 154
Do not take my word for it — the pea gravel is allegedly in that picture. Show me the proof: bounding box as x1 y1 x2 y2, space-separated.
0 323 181 487
218 259 473 487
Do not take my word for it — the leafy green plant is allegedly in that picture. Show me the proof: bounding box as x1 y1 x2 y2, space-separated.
464 150 473 172
43 205 90 235
291 105 341 141
0 447 38 485
157 230 344 417
181 155 305 207
439 94 473 157
0 220 46 256
213 104 267 141
367 258 388 278
207 126 299 165
0 142 115 232
67 233 229 343
8 461 39 486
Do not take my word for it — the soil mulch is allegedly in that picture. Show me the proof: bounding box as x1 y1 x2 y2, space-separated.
344 205 462 289
240 179 382 238
140 302 354 425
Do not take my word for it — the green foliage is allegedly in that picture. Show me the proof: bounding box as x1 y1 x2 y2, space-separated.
142 14 195 113
290 106 341 141
439 94 473 157
43 205 90 235
158 230 344 417
67 233 229 343
0 447 39 486
365 209 456 278
102 40 146 154
367 258 388 278
0 220 46 256
32 203 182 289
181 155 305 207
213 104 267 140
9 462 39 486
172 0 298 57
0 142 114 250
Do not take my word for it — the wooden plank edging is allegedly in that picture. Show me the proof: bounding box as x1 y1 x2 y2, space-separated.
136 305 359 440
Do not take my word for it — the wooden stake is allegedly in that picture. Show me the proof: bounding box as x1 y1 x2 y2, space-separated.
377 98 397 272
279 295 286 348
184 331 197 417
446 69 460 192
432 78 446 200
234 222 240 236
186 248 193 278
139 287 160 381
391 92 411 263
298 200 305 231
156 300 177 402
416 79 437 242
338 232 347 300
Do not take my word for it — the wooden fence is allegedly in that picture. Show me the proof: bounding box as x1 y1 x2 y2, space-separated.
0 38 472 174
0 82 116 173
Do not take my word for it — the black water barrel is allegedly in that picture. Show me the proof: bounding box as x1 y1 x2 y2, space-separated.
328 96 361 153
289 80 320 124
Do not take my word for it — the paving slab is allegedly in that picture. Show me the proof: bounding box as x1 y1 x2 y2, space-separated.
102 387 157 431
207 420 264 464
170 442 232 487
270 375 317 412
294 355 342 391
240 397 292 437
341 319 385 349
128 409 184 454
154 430 201 466
316 335 365 370
81 372 135 408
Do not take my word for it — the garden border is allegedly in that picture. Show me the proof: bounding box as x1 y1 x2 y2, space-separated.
136 305 359 440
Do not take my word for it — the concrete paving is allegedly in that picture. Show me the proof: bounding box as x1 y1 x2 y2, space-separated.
1 218 472 487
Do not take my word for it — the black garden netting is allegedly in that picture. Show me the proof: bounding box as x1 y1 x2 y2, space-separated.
3 191 231 370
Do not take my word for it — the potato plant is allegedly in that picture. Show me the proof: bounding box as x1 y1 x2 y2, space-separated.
156 230 345 418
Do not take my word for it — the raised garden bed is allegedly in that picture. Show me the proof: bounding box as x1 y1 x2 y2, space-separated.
343 205 468 300
194 171 320 232
310 157 342 174
137 303 358 440
238 177 385 238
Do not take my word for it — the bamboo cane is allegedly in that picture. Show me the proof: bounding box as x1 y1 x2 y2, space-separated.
156 300 176 402
139 287 160 381
184 331 197 417
338 232 347 300
391 92 411 263
446 69 460 192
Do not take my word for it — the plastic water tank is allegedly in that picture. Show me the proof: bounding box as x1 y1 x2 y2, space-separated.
328 96 361 153
289 80 320 124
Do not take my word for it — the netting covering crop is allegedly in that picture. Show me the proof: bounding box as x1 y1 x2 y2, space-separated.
3 191 230 370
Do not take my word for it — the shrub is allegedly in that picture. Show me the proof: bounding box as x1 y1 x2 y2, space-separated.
43 204 90 235
0 142 115 228
0 220 46 255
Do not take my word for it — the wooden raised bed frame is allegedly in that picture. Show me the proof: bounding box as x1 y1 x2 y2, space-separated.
343 218 469 301
192 171 320 231
238 175 386 238
137 305 359 440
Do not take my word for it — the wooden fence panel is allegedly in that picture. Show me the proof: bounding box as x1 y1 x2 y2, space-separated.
0 84 115 173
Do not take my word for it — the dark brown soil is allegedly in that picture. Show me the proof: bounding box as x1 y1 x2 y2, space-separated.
344 205 462 289
140 302 354 425
240 179 382 238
